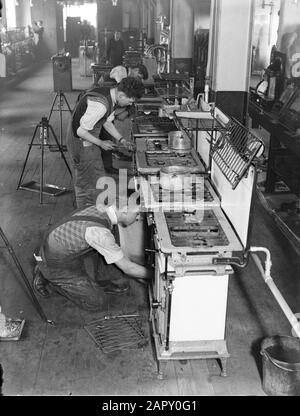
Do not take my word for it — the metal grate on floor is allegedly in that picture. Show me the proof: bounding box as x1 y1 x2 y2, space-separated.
84 314 147 354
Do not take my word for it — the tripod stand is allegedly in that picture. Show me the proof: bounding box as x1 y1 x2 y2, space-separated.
48 90 72 150
0 226 52 324
17 117 72 204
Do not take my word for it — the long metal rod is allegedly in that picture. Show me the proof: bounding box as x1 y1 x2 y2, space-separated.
48 93 57 121
49 125 72 177
163 254 173 351
48 92 72 149
16 124 39 190
59 94 63 147
0 227 52 324
62 93 72 112
165 279 173 352
40 128 44 204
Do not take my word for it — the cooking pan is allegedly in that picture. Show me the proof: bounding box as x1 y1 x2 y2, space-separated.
168 130 192 151
159 166 193 190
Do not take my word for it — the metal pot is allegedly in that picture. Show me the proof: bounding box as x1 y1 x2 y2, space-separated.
168 130 192 151
159 166 192 190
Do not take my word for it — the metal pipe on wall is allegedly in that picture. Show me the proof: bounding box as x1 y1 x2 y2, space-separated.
168 0 173 73
251 248 300 339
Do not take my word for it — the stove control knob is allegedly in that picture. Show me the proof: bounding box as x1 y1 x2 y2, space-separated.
147 213 154 225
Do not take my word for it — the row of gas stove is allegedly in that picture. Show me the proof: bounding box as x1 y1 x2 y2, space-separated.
132 126 244 270
131 112 236 375
129 106 263 377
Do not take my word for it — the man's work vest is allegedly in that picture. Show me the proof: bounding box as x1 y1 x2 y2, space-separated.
72 86 113 138
41 206 113 264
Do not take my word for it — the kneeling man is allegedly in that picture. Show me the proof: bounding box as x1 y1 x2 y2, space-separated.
33 201 151 311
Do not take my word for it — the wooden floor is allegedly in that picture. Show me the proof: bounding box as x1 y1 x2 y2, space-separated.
0 60 299 396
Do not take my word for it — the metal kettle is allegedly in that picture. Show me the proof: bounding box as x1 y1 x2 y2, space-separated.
168 130 192 151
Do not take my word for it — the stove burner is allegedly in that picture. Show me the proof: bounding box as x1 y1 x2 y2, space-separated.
147 139 169 152
146 151 197 167
152 182 214 203
133 117 177 135
165 211 229 248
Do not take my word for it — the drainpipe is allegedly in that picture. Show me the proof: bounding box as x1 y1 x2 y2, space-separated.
250 247 300 339
204 0 216 102
167 0 173 73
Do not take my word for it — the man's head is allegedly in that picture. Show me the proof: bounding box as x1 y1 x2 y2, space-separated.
97 199 140 227
115 77 144 107
114 31 121 41
115 204 140 227
128 64 149 81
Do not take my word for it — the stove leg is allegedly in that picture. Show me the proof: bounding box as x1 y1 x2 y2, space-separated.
157 360 166 380
219 357 228 377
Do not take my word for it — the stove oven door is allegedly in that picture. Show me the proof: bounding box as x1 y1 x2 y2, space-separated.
152 252 233 353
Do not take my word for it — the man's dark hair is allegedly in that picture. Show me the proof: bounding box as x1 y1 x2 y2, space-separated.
134 64 149 80
117 77 144 99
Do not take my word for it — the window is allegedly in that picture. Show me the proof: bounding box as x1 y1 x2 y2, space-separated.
5 0 17 29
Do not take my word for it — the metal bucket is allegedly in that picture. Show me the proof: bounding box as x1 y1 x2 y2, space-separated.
261 336 300 396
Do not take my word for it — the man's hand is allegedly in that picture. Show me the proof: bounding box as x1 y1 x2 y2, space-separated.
99 140 117 151
120 139 135 152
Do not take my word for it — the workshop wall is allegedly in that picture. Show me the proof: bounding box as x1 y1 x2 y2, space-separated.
122 0 140 31
194 0 210 31
15 0 31 28
277 0 300 47
251 0 280 74
171 0 194 73
31 0 58 57
277 0 300 78
97 0 122 32
210 0 253 123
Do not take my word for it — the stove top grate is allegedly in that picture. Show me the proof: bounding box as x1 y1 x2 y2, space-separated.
165 210 229 247
146 151 198 167
151 182 214 203
154 84 191 99
132 117 177 135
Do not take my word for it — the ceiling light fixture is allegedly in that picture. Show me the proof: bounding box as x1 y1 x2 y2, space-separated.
112 0 118 6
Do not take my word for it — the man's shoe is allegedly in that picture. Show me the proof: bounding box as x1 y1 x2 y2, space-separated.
103 281 129 295
33 272 51 298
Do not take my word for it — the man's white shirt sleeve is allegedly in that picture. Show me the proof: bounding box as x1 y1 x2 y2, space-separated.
80 98 107 131
85 227 124 264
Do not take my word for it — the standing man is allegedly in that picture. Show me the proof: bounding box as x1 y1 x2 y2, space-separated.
33 202 152 311
66 77 144 208
106 31 125 67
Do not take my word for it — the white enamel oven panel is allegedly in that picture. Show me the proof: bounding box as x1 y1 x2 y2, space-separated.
211 163 255 248
154 253 231 343
169 273 229 342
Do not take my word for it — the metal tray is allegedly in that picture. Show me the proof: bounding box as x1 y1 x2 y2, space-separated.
19 181 68 196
